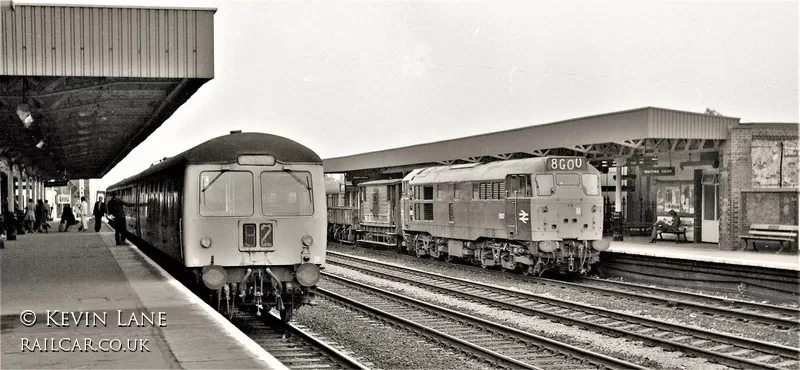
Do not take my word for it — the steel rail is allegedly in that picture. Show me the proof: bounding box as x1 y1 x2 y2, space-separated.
231 309 370 370
327 255 799 370
327 249 800 328
265 311 370 370
320 274 648 370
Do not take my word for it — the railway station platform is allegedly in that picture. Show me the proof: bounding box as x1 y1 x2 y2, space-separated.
604 236 799 271
0 221 287 370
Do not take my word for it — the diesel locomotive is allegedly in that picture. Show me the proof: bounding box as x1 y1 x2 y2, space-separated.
108 131 326 322
327 156 609 275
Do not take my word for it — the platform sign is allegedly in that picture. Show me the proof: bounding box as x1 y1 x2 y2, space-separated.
626 155 658 167
643 167 675 176
546 157 586 171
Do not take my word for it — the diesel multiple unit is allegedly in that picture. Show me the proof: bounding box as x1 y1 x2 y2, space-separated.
108 132 326 322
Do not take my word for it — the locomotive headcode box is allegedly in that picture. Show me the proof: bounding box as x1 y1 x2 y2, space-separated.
546 157 586 171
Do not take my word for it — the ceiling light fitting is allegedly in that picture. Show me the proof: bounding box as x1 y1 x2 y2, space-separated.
16 103 33 128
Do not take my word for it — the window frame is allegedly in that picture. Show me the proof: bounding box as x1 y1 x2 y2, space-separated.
580 173 601 196
198 170 254 217
535 174 555 196
259 170 315 217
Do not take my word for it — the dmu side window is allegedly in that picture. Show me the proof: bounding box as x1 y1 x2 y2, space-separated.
199 171 254 217
260 171 314 216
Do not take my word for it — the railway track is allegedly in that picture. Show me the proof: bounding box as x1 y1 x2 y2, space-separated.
230 309 369 369
328 247 800 329
326 252 800 370
319 274 647 370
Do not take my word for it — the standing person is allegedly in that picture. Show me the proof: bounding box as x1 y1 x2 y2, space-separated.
24 199 35 233
35 200 48 233
74 196 89 232
43 200 52 222
107 192 130 245
61 204 76 232
650 210 681 243
93 196 107 232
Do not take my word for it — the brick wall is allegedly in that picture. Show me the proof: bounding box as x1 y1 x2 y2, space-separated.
719 123 799 250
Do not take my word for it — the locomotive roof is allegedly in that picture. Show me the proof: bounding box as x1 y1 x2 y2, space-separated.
403 157 599 185
357 179 403 187
108 132 321 189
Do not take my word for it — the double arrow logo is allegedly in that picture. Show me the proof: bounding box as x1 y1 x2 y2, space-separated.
518 209 529 224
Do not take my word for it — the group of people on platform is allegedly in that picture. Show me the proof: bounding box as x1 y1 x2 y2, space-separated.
23 198 53 233
34 192 129 245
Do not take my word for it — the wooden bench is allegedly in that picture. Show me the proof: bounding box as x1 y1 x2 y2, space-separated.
658 227 688 243
622 223 652 236
739 224 799 253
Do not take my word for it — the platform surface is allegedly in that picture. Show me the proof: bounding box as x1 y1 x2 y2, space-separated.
1 220 288 369
604 236 799 271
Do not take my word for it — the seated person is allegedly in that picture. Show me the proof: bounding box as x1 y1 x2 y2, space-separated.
650 210 681 243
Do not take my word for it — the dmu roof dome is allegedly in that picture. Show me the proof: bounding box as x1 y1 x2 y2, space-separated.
183 132 322 164
108 132 321 189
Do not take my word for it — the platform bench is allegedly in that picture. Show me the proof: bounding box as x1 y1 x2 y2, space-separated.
623 223 652 236
658 227 688 243
739 224 798 253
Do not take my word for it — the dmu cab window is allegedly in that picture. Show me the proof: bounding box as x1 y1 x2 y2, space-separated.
581 174 601 195
261 171 314 216
199 171 254 216
535 174 554 196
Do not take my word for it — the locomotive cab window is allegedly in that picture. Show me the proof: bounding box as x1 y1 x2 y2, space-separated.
555 173 579 186
508 174 532 197
261 171 314 216
581 174 601 195
535 174 554 196
199 171 254 217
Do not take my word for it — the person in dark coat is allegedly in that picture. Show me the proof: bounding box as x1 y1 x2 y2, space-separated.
61 204 77 232
93 196 107 232
107 192 130 245
35 199 49 233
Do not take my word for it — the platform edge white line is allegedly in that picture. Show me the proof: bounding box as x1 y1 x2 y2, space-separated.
125 240 290 370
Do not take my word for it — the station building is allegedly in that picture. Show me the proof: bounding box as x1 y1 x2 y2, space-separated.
323 107 799 250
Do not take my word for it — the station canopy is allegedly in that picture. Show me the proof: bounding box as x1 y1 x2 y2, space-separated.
323 107 741 175
0 3 215 180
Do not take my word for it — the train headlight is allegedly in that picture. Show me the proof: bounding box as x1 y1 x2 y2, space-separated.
538 241 558 253
302 235 314 246
295 263 320 287
201 265 227 290
592 239 610 252
200 237 212 248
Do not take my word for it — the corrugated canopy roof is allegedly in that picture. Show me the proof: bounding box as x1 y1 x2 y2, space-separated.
0 4 215 180
324 107 740 173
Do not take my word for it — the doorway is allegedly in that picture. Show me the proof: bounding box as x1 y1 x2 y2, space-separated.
701 174 720 243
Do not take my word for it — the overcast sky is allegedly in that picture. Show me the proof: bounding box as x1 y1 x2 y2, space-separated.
22 0 799 189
